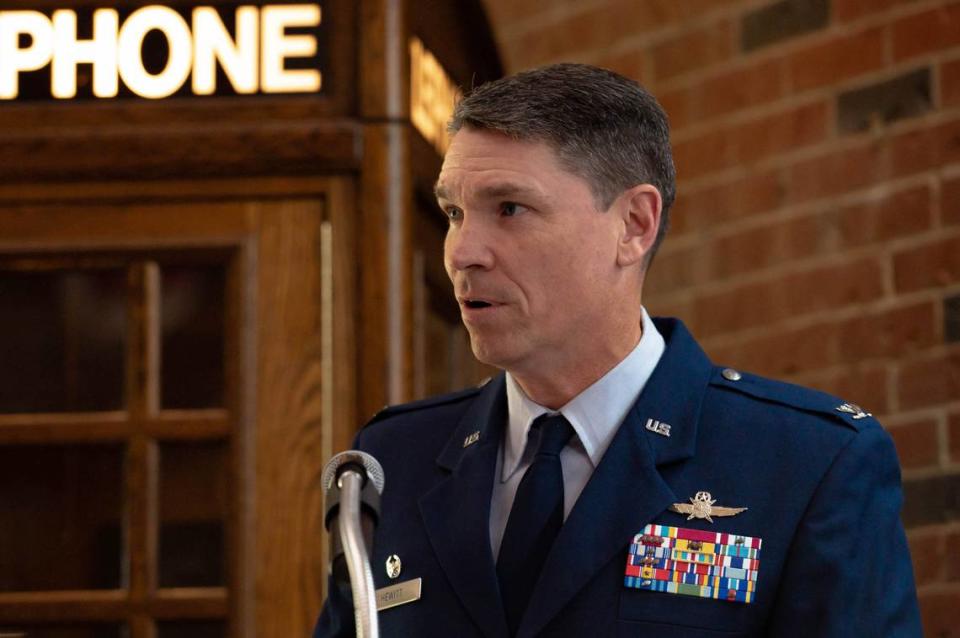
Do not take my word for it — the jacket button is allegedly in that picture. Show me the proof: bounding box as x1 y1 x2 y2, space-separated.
722 368 742 381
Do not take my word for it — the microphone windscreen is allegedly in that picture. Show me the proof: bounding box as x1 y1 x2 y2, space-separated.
321 450 385 494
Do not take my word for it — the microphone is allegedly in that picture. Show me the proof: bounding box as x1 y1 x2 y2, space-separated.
322 450 385 638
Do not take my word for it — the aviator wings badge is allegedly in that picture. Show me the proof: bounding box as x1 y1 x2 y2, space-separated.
836 402 872 420
669 491 747 524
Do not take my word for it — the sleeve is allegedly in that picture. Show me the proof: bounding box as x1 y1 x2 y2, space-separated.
766 425 922 637
313 578 356 638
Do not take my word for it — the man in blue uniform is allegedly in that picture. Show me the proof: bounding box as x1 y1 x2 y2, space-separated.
315 63 921 637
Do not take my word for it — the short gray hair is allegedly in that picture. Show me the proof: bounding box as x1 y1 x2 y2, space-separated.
448 63 676 265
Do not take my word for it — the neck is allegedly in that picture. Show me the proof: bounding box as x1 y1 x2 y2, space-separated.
511 319 643 409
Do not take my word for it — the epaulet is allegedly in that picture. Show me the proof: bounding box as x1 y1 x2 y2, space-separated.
364 383 485 428
709 366 878 432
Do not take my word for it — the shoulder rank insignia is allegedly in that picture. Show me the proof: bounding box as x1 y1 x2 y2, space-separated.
836 402 872 419
669 491 747 523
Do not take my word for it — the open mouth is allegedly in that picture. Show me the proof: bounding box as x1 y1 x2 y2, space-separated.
464 299 493 309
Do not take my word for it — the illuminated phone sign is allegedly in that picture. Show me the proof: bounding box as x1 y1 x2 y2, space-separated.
0 3 324 100
410 37 459 155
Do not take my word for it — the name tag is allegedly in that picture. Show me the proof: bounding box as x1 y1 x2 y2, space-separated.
376 577 422 611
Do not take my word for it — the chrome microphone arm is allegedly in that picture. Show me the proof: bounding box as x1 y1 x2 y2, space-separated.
337 468 379 638
322 450 384 638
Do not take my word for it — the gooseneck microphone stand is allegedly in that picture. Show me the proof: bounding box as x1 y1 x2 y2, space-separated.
323 450 385 638
337 468 379 638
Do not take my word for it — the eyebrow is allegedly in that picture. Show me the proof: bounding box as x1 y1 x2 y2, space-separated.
433 182 541 203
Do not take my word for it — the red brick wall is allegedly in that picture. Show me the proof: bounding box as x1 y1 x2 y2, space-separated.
483 0 960 633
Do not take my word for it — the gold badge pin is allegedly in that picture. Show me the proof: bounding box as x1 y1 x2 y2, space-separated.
669 491 747 524
463 431 480 447
385 554 402 579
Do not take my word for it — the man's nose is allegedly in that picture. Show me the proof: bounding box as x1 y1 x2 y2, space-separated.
444 216 494 272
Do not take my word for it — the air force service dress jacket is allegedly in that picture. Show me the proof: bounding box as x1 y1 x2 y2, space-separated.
314 318 921 638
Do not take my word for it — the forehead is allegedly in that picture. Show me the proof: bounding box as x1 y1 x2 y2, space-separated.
435 128 584 202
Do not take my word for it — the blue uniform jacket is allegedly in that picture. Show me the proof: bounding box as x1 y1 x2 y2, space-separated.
315 318 921 637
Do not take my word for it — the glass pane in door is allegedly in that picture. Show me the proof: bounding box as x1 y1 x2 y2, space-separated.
158 441 228 587
160 264 225 409
155 621 225 638
0 269 126 413
0 444 124 591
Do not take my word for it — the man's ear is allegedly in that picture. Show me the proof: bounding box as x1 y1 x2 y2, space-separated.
616 184 662 268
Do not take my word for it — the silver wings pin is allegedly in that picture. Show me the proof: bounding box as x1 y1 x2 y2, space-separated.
836 402 872 420
669 491 747 524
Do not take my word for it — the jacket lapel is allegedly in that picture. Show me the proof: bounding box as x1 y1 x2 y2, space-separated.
418 375 510 638
518 319 714 638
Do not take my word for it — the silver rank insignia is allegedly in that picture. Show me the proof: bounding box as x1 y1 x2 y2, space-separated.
463 431 480 447
669 491 747 523
836 403 872 419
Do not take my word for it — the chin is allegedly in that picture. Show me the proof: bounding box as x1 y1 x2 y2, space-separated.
468 335 521 371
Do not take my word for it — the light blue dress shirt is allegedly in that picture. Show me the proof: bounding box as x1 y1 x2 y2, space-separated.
490 308 666 558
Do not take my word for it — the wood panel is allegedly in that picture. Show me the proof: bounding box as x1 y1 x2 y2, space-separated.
0 589 228 622
360 0 407 120
326 180 359 457
0 121 362 183
353 0 415 417
250 198 327 637
358 123 415 415
0 176 347 206
0 408 229 443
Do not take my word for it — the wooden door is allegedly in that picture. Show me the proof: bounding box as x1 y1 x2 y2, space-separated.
0 178 356 638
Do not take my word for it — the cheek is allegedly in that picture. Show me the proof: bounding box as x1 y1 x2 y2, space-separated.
555 229 613 277
580 227 621 279
535 252 591 301
534 241 615 311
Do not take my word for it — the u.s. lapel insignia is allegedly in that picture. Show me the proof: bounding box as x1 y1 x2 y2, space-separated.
669 491 747 523
836 402 872 420
645 418 671 437
463 431 480 447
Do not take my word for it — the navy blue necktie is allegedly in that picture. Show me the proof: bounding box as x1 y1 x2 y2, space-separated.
497 413 575 636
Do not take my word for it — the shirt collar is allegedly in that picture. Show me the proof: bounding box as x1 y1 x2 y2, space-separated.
502 307 666 481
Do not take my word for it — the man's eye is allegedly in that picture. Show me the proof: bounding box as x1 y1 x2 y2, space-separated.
445 207 463 221
501 202 524 217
